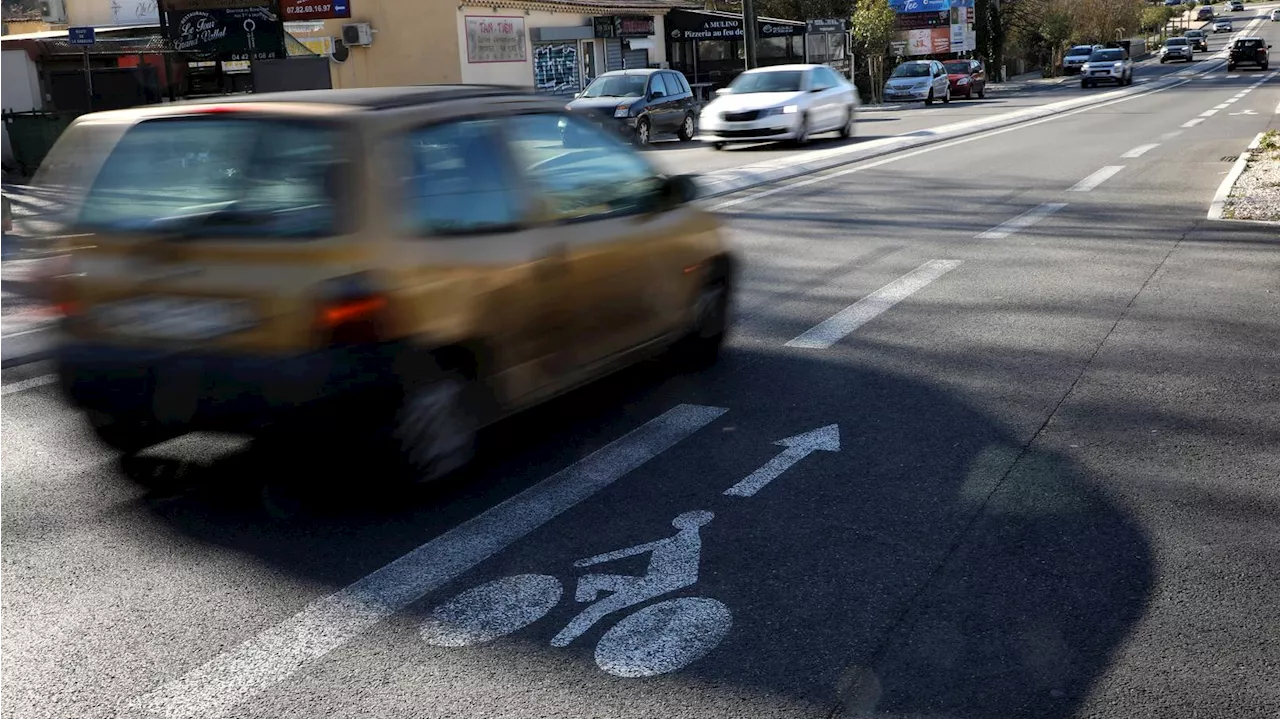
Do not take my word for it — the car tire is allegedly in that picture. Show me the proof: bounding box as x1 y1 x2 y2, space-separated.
1227 63 1235 71
677 114 696 142
1160 57 1166 64
837 107 855 139
925 90 934 105
387 365 479 485
634 117 651 147
673 273 730 371
712 141 726 151
87 410 173 455
1082 80 1091 89
942 87 951 104
792 115 811 146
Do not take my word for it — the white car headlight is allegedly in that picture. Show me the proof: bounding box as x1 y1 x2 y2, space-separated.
1113 62 1124 69
614 104 632 118
761 104 800 117
957 77 970 84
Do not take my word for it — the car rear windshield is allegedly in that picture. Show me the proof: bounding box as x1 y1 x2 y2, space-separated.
1236 39 1263 48
727 70 804 93
581 74 647 98
944 62 971 73
1166 38 1187 45
1068 46 1094 55
1186 30 1203 36
1089 49 1125 61
77 116 347 238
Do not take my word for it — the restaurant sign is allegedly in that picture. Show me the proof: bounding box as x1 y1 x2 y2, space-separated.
279 0 350 21
167 4 285 61
593 15 655 38
465 15 526 63
665 10 804 40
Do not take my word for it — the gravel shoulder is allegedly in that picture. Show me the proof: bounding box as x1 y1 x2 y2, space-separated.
1223 131 1280 222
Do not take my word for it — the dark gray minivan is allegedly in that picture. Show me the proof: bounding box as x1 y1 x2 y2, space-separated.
563 68 697 146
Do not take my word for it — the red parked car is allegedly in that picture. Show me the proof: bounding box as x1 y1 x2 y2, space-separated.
944 59 987 99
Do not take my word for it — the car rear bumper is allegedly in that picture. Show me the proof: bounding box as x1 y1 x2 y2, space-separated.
57 341 401 433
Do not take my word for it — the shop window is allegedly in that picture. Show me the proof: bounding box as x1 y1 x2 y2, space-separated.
758 37 789 59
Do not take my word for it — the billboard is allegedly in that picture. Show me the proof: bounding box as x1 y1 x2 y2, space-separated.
892 0 973 56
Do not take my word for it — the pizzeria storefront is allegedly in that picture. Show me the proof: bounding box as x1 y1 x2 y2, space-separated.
664 8 806 91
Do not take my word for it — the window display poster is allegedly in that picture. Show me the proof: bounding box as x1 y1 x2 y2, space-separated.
465 16 527 63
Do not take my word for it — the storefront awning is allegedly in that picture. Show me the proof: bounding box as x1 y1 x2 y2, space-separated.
665 9 806 41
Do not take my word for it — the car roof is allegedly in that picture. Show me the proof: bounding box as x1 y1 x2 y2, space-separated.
596 68 661 77
742 64 820 73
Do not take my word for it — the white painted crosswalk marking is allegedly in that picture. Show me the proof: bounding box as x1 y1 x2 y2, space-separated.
134 403 728 718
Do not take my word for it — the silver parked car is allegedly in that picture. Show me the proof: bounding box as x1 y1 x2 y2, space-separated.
1160 37 1195 62
1062 44 1103 75
1081 47 1134 88
883 60 951 105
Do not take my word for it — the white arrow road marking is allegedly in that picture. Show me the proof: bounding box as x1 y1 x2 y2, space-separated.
785 261 961 349
976 202 1067 240
1068 165 1125 192
1122 144 1159 158
724 424 840 497
134 403 728 719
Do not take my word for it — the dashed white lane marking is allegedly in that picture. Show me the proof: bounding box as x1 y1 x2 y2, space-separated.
785 260 962 350
1227 74 1241 79
1068 165 1125 192
975 202 1068 240
1214 103 1230 110
1182 118 1206 127
1225 97 1239 103
1275 101 1280 114
0 374 56 396
1122 144 1159 158
1200 109 1220 117
134 403 729 718
1160 130 1185 140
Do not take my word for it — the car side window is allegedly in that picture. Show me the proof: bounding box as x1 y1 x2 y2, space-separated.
399 119 525 236
649 74 667 98
818 67 841 88
671 72 691 95
664 72 686 96
810 69 831 91
505 113 664 223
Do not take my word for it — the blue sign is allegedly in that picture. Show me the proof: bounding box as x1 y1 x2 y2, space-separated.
68 26 95 45
332 0 349 15
890 0 951 13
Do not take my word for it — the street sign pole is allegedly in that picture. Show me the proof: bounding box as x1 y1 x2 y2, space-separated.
68 27 96 109
83 47 93 110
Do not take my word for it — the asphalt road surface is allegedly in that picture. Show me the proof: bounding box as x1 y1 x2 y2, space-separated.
4 10 1280 719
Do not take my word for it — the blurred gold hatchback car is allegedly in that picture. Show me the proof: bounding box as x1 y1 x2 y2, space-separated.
40 86 733 481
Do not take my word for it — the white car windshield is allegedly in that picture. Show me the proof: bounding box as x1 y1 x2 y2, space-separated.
890 63 932 78
726 71 804 93
1089 50 1126 62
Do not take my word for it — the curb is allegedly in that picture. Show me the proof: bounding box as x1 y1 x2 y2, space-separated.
692 73 1186 202
1208 132 1280 224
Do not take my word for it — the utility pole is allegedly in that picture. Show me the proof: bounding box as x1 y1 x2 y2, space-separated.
742 0 759 70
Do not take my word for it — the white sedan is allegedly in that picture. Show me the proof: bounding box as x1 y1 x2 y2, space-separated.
698 64 859 149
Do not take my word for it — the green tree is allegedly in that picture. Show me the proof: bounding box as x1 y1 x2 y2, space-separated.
851 0 897 103
756 0 855 19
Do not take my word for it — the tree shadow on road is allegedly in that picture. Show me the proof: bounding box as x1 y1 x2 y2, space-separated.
114 341 1154 719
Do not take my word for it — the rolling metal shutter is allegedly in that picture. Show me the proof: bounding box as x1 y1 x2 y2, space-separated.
605 39 624 71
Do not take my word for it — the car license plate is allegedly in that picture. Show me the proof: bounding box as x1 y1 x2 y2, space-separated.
95 295 255 341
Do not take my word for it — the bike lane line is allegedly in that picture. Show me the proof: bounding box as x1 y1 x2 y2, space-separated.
133 403 728 719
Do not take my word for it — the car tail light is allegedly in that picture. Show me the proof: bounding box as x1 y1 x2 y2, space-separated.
315 273 389 345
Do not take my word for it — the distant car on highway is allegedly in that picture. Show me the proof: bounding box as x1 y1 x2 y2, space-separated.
1185 29 1209 51
564 69 697 146
1213 18 1234 32
883 59 952 105
943 59 987 99
1228 0 1244 11
1228 36 1272 70
39 86 733 481
1081 47 1134 88
1062 44 1103 75
698 64 858 149
1197 5 1215 20
1271 8 1280 20
1160 37 1195 62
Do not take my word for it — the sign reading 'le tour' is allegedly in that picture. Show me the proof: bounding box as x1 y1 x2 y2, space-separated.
162 0 285 61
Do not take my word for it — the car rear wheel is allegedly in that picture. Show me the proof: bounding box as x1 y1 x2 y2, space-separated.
87 411 175 455
388 366 479 485
793 115 811 146
677 114 695 142
942 87 951 104
838 107 855 139
925 90 934 105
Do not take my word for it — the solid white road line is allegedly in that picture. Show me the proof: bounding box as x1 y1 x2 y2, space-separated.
1208 132 1265 220
785 260 962 350
1121 144 1159 158
0 374 56 396
134 403 728 718
976 202 1068 240
1068 166 1125 192
709 73 1198 212
1182 118 1206 128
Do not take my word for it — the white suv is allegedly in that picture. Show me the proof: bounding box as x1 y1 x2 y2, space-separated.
1063 44 1103 75
1081 47 1134 88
